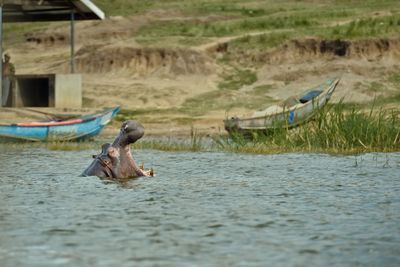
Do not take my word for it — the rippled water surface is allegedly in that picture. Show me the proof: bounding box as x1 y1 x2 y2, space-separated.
0 144 399 267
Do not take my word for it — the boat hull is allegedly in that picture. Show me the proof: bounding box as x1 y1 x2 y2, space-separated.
0 107 120 141
224 78 340 135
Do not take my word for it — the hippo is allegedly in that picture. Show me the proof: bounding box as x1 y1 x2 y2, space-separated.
82 120 152 178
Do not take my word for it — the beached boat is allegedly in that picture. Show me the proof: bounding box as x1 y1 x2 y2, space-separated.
0 106 120 141
224 78 340 135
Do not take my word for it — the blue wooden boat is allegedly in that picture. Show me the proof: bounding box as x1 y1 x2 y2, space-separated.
0 106 120 141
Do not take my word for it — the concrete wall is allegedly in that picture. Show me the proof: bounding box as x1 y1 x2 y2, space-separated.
55 74 81 108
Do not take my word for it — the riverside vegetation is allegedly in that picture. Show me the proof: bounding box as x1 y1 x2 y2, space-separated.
215 103 400 154
26 102 400 154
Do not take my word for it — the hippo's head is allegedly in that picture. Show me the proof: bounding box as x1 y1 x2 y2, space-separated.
90 143 121 178
112 120 145 148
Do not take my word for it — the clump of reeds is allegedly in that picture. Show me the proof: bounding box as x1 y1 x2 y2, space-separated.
216 103 400 154
328 15 400 39
296 103 400 152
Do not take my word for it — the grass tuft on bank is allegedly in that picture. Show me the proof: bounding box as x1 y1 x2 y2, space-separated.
135 127 203 152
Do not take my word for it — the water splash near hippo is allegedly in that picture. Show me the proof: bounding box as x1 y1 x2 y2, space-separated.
82 120 153 178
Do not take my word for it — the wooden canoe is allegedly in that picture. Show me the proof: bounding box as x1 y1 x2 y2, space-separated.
224 78 340 135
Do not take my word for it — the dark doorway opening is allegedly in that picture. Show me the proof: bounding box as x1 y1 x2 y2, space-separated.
16 76 54 107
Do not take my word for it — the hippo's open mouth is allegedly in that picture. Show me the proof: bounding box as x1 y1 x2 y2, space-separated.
82 120 152 178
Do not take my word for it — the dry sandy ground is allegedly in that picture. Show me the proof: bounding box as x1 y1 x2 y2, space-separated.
2 14 400 137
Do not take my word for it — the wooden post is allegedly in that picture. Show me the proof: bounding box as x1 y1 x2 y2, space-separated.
0 4 3 106
70 10 75 73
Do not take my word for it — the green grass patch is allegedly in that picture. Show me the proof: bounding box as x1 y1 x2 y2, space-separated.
3 21 64 45
370 93 400 106
388 73 400 85
92 0 400 18
137 14 319 38
253 84 276 94
231 31 295 50
0 140 101 151
190 2 279 17
317 15 400 39
134 127 204 152
116 108 201 125
218 68 257 90
93 0 158 16
46 141 100 151
135 36 213 48
7 0 400 48
179 88 275 116
115 108 179 122
364 82 386 95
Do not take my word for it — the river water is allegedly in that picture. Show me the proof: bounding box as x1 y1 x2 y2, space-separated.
0 145 399 267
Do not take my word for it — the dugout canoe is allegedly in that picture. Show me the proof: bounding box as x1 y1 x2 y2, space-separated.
224 78 340 135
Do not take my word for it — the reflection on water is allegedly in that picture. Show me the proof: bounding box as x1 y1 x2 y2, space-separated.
0 145 399 267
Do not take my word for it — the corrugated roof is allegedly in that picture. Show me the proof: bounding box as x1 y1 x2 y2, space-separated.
2 0 105 22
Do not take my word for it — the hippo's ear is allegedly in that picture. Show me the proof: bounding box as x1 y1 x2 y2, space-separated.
107 147 120 158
